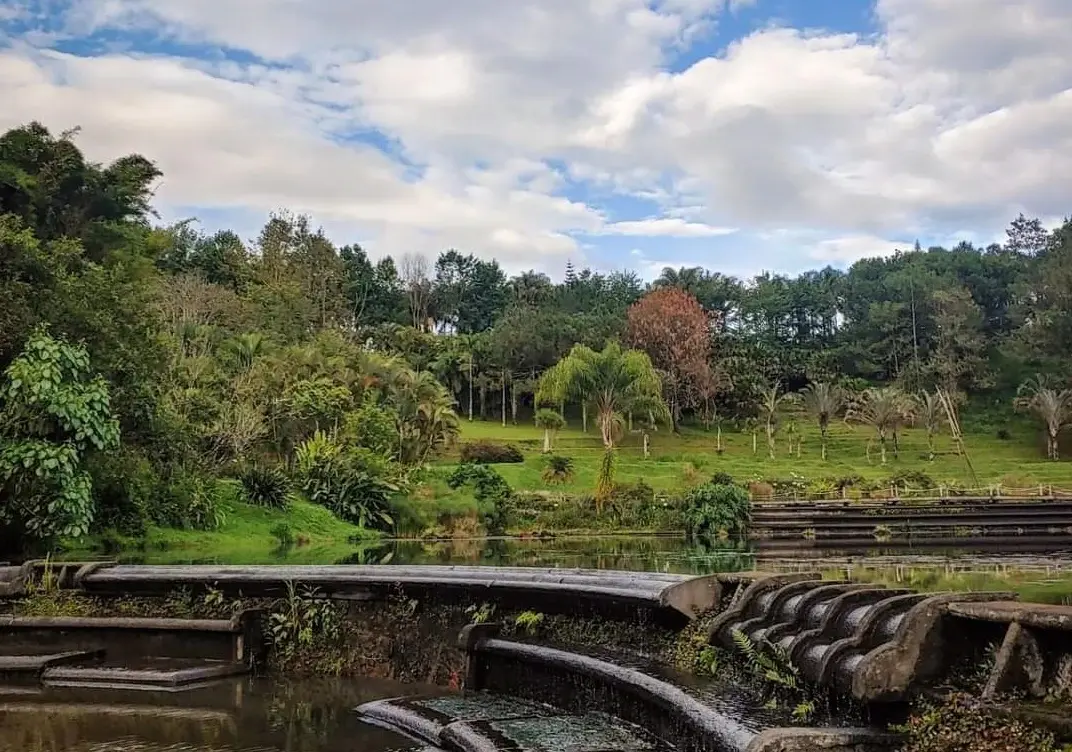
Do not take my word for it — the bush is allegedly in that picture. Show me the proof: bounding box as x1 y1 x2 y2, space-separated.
459 441 524 465
270 522 295 548
88 449 159 536
899 694 1060 752
447 464 513 535
541 455 575 485
295 432 399 531
683 482 751 539
153 470 227 531
710 471 734 486
239 465 291 509
996 427 1012 441
885 470 936 492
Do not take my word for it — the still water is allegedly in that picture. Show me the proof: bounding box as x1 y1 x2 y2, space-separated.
107 533 1072 604
0 677 443 752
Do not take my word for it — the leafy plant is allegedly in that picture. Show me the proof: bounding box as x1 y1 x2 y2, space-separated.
270 522 295 548
459 440 524 464
731 628 800 690
295 433 397 531
0 328 120 542
514 610 545 635
447 463 513 534
268 583 342 663
239 464 292 509
896 693 1062 752
466 602 496 624
541 454 575 485
534 408 566 453
683 481 751 539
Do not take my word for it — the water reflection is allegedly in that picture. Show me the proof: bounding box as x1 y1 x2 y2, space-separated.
0 677 441 752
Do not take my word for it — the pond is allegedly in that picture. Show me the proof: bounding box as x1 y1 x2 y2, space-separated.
0 676 443 752
111 533 1072 604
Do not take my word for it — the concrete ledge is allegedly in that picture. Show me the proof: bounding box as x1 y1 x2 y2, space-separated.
747 728 902 752
79 564 723 624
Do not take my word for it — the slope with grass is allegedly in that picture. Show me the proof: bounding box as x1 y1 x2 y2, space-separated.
445 410 1072 494
67 494 377 565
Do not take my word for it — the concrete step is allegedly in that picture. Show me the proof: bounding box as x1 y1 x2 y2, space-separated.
42 657 248 692
0 649 104 676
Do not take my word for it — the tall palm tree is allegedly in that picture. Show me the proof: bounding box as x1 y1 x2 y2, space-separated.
758 383 792 459
1015 375 1072 460
847 387 912 465
801 382 845 460
537 342 669 510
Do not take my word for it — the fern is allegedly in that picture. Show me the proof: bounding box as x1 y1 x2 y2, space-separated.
731 628 801 690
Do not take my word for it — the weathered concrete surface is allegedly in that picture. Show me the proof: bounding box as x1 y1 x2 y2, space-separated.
851 592 1014 703
747 728 902 752
42 658 248 691
946 600 1072 631
79 564 723 622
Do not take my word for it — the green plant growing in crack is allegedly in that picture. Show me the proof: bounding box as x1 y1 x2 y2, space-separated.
514 610 545 635
731 628 801 690
466 602 496 624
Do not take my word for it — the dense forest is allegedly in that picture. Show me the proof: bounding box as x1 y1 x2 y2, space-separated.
2 122 1072 554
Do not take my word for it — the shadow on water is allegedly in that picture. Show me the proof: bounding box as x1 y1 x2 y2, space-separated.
0 676 444 752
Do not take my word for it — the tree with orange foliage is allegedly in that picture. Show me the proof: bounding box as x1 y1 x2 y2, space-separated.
626 287 718 429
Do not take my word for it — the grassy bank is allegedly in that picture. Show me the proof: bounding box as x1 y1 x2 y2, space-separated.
445 411 1072 493
66 496 377 564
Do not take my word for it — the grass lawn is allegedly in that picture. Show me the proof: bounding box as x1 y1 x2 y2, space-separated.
65 495 378 565
445 411 1072 496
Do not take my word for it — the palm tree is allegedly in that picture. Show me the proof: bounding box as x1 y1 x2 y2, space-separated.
228 332 266 371
847 387 912 465
801 382 845 460
916 390 942 454
388 368 460 464
537 342 669 449
758 383 791 459
1015 375 1072 460
535 408 566 453
537 342 669 510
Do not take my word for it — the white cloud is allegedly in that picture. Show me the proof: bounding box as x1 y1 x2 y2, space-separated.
598 218 737 237
1 0 1070 277
809 235 906 263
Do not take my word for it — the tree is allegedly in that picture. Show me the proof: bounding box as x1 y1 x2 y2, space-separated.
801 382 845 460
626 287 713 429
535 408 565 453
0 329 120 550
757 383 792 459
400 253 433 331
847 387 912 464
1015 375 1072 460
925 287 988 396
537 342 669 510
916 390 943 454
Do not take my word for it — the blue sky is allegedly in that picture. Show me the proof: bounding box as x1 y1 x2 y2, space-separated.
2 0 1070 279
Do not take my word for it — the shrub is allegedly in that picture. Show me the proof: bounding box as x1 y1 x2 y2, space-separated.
683 482 751 539
996 427 1012 441
294 432 397 531
710 471 734 486
154 470 227 531
270 522 295 548
88 449 159 536
541 455 575 485
447 464 513 535
898 694 1060 752
459 441 524 464
239 465 292 509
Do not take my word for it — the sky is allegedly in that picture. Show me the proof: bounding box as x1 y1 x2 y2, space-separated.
2 0 1070 280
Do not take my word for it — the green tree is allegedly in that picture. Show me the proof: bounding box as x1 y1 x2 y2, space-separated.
537 342 668 510
535 408 566 452
1015 375 1072 460
801 382 845 460
0 329 120 549
847 387 912 464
